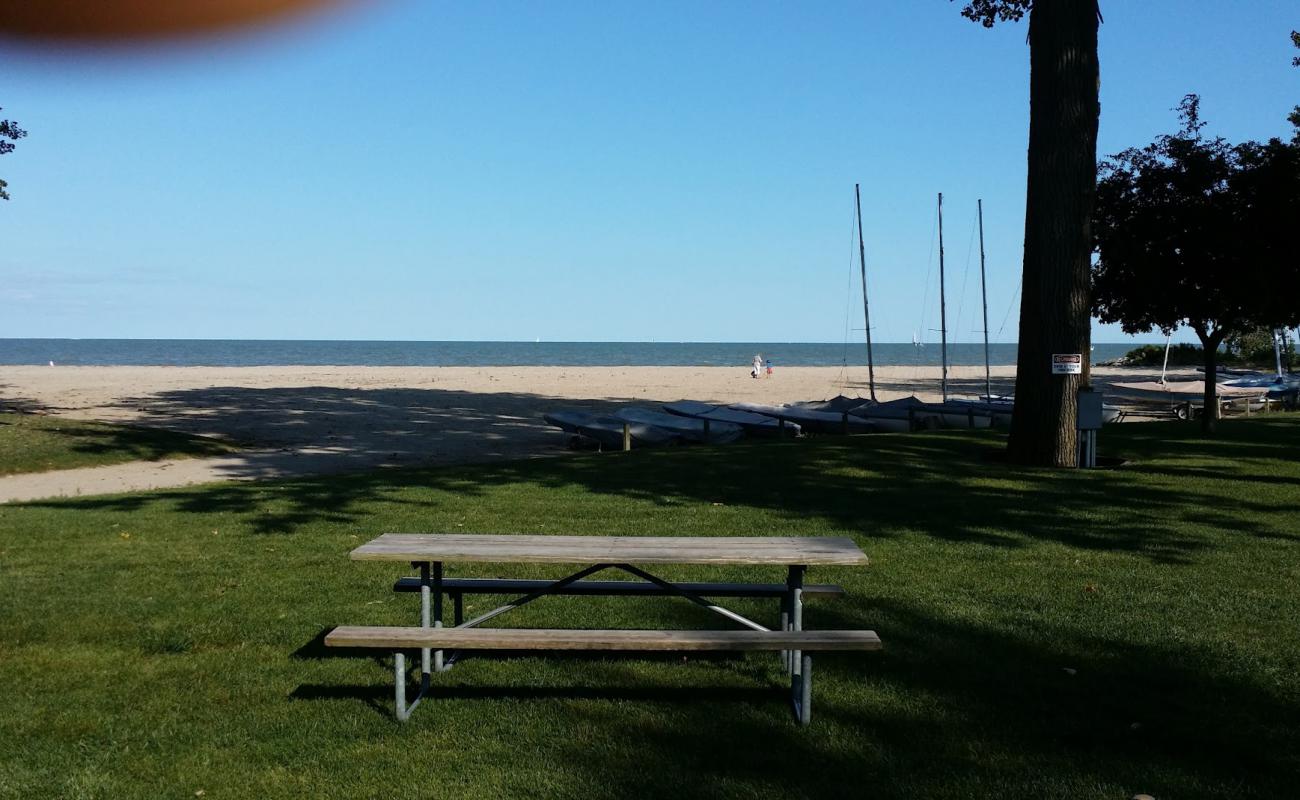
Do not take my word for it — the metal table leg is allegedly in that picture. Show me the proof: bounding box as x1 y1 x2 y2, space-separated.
395 651 409 722
785 565 812 725
433 561 445 672
393 561 815 723
779 593 791 671
418 562 432 690
786 565 805 677
793 654 812 725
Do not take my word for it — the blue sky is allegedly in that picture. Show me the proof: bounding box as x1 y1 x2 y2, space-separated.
1 0 1296 343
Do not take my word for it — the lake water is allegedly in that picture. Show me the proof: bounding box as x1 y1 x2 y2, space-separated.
0 339 1135 368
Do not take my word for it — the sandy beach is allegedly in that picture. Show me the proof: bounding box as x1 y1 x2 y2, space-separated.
0 363 1180 501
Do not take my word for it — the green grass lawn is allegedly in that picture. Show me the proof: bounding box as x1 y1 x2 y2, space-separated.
1 417 1297 799
0 412 237 476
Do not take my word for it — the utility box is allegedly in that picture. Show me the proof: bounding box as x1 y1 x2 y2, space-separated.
1077 388 1104 431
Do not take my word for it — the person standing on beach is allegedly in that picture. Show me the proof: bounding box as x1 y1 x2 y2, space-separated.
751 353 763 379
765 358 773 377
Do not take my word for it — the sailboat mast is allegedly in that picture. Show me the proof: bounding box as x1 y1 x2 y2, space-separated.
855 184 877 402
977 199 991 401
1160 333 1172 385
1274 328 1284 379
938 192 948 403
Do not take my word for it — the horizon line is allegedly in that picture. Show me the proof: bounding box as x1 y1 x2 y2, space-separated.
0 337 1152 345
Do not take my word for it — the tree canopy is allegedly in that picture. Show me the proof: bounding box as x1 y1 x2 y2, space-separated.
0 107 27 201
1290 30 1299 133
1092 95 1300 429
959 0 1032 27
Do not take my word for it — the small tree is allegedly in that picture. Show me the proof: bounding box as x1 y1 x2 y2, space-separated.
1092 96 1300 431
0 106 27 201
1226 327 1296 370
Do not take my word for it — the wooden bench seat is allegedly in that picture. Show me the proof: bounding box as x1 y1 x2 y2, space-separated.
391 577 846 599
325 624 881 725
325 626 880 651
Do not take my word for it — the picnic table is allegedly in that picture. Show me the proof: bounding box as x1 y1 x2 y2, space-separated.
326 533 880 725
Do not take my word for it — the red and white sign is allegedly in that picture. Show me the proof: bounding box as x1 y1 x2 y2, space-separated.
1052 353 1083 375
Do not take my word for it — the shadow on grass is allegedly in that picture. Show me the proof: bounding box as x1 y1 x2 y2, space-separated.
0 406 234 464
42 420 236 461
291 628 388 664
292 592 1299 797
11 403 1298 794
26 415 1300 565
288 679 781 732
568 599 1296 795
814 597 1298 796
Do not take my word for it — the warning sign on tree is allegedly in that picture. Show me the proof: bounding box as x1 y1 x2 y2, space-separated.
1052 354 1083 375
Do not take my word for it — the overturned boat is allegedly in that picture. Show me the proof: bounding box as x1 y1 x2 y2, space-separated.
848 396 953 432
730 401 881 435
662 400 801 437
612 407 744 444
543 409 681 449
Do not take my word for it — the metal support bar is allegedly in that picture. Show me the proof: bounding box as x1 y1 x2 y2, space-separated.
445 589 466 668
433 562 445 672
791 654 813 725
388 561 822 725
417 562 432 686
779 593 791 671
615 563 770 632
787 565 805 677
457 563 612 629
394 651 426 722
395 651 408 722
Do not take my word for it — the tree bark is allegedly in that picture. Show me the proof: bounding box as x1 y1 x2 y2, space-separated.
1195 326 1224 434
1006 0 1100 467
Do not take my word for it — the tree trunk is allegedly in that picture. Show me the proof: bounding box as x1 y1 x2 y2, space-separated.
1006 0 1100 467
1196 327 1224 434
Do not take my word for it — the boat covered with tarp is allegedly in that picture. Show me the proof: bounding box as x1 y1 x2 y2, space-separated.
612 407 744 444
543 409 681 449
1108 380 1267 411
662 400 801 437
1221 372 1300 398
848 396 946 432
730 401 880 434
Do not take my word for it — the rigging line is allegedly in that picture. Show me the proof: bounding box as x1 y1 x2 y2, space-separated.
837 191 858 388
954 210 978 346
907 202 941 395
917 200 939 344
995 276 1023 342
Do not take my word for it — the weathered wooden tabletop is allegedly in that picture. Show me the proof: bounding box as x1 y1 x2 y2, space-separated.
350 534 869 566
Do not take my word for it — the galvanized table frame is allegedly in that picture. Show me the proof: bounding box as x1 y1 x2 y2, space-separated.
395 560 814 724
